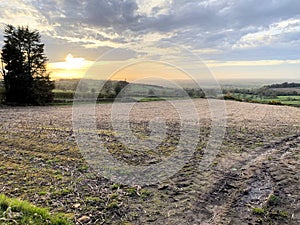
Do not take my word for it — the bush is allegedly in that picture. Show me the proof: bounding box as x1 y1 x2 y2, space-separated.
0 87 4 103
223 94 242 101
54 92 75 99
268 100 283 105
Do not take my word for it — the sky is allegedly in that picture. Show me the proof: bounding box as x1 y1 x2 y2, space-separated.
0 0 300 82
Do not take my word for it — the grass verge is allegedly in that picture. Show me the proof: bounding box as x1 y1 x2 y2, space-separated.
0 194 73 225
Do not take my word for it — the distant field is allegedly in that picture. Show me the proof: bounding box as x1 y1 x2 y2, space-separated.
277 95 300 100
270 87 300 94
52 80 190 104
229 93 300 107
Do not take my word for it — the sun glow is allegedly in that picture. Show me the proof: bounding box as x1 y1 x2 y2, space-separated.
48 54 94 79
63 54 85 70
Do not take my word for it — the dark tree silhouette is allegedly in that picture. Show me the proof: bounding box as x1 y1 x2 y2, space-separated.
114 80 129 97
148 89 155 97
1 25 54 105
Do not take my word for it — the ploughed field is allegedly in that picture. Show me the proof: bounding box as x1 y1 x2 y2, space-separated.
0 99 299 224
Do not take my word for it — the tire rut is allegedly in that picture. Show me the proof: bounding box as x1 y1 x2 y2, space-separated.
130 134 299 224
198 134 300 224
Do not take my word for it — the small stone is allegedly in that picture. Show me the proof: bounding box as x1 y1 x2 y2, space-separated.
73 203 81 208
77 215 91 223
243 188 250 195
158 184 169 190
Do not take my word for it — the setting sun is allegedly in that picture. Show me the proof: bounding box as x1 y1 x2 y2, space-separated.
64 54 86 70
48 54 93 79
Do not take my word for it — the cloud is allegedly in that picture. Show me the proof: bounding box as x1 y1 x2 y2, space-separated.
226 0 300 28
1 0 300 73
0 0 52 33
206 59 300 67
26 0 300 49
234 18 300 49
135 0 172 16
31 0 140 31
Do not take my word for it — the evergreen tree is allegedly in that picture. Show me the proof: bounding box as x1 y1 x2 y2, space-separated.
1 24 54 105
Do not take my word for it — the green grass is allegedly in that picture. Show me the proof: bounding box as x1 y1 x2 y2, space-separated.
137 97 166 102
227 93 300 107
0 194 73 225
282 101 300 105
277 95 300 100
111 184 122 190
252 207 265 215
268 194 280 205
107 201 119 209
52 89 74 93
276 96 300 105
126 187 137 196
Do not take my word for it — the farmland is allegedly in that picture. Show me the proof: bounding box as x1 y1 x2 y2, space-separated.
223 82 300 107
0 99 299 224
50 80 300 108
226 94 300 107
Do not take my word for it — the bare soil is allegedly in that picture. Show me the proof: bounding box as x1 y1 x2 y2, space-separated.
0 99 299 224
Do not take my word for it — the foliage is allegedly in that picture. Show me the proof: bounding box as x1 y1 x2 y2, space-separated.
114 80 129 97
223 94 242 101
222 82 300 107
148 88 155 97
225 82 300 98
54 91 75 100
267 82 300 88
268 100 282 105
138 97 166 102
54 79 198 103
0 84 4 103
185 88 205 98
1 24 54 105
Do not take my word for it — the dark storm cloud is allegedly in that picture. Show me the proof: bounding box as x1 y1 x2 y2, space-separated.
30 0 300 37
84 0 139 27
31 0 140 30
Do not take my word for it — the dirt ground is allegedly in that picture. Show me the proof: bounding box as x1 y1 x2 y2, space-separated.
0 99 299 224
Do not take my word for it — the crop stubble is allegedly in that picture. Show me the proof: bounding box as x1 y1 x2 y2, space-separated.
0 99 299 224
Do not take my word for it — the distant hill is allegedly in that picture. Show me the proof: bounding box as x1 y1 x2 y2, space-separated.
266 82 300 89
264 82 300 95
54 79 189 100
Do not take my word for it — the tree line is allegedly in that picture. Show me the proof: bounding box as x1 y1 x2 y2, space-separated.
267 82 300 89
224 83 300 98
54 80 129 101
